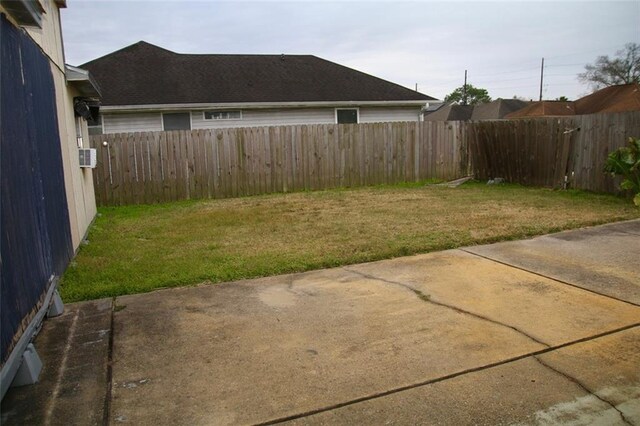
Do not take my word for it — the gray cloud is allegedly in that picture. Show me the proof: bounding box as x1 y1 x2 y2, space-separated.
62 1 640 101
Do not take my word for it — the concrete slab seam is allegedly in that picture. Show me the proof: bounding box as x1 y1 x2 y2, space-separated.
459 249 640 308
532 356 633 425
342 267 551 347
43 308 80 426
616 229 640 237
102 297 116 426
254 323 640 426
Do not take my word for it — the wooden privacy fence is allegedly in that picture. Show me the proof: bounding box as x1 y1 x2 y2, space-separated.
90 111 639 206
467 111 640 193
90 121 468 205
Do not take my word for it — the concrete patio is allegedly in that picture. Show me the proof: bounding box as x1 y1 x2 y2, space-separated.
2 220 639 425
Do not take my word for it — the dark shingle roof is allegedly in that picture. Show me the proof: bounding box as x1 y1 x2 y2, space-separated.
81 41 435 107
470 99 530 120
505 101 576 118
423 103 473 121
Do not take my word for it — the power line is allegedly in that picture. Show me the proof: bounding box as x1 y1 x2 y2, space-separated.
543 43 629 60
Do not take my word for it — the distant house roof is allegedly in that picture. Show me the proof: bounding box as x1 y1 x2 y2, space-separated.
574 83 640 114
470 99 529 120
505 101 576 118
423 103 474 121
423 98 530 121
81 41 436 108
506 83 640 118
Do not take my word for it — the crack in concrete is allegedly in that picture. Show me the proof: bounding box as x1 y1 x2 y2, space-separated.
254 323 640 426
342 267 550 348
102 297 116 426
532 356 633 426
460 249 640 308
44 308 80 426
617 229 640 237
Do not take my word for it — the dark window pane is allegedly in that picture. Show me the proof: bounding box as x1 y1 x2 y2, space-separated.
163 113 191 130
88 126 103 136
337 109 358 124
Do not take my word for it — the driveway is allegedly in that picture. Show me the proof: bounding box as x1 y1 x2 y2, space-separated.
2 220 639 425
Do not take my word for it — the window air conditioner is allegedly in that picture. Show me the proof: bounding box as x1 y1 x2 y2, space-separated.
79 148 97 168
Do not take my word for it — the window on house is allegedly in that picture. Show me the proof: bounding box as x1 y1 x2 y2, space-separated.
163 113 191 130
87 114 103 136
204 110 242 120
336 108 358 124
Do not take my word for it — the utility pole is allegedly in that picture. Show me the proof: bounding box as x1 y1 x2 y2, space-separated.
539 57 544 102
415 83 418 92
463 70 468 105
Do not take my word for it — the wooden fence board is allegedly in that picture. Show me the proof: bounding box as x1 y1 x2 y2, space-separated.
89 112 640 205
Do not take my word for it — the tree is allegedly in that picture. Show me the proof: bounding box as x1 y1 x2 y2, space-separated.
444 84 491 105
555 96 570 101
578 43 640 91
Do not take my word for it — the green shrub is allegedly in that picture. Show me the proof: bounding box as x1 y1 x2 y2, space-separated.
604 137 640 206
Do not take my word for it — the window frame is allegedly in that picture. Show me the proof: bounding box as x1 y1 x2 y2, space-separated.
87 114 103 136
203 110 243 121
162 112 193 131
335 108 359 124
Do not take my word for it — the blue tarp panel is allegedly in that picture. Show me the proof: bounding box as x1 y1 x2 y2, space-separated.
1 14 73 366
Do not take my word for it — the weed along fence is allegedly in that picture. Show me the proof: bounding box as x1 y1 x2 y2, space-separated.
90 121 468 205
467 111 640 193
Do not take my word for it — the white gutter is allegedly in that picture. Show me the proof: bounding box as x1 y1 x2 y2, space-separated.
100 100 435 113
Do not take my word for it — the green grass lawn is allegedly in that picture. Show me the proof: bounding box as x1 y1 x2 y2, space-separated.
61 182 640 302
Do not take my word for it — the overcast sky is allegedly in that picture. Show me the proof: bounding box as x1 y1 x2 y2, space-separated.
61 1 639 102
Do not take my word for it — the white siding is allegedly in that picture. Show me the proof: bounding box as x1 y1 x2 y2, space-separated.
359 107 421 123
191 108 335 129
103 113 163 134
102 106 423 133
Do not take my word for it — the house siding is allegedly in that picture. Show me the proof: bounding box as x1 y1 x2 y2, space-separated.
1 1 97 251
101 106 424 133
191 108 335 129
24 0 65 72
359 107 421 123
103 113 163 133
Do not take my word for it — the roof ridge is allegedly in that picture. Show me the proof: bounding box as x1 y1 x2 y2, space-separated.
80 40 175 67
309 55 436 100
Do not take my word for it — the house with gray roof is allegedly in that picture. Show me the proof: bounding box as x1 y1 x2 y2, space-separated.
82 41 439 134
424 98 529 122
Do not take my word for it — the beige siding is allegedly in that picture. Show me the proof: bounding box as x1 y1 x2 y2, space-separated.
2 0 99 251
53 74 98 248
103 113 163 133
359 107 421 123
24 0 65 71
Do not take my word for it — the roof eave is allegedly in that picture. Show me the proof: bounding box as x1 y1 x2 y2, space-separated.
100 100 435 113
65 64 102 98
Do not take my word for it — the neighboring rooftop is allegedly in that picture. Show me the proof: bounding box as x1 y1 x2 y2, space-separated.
505 101 576 118
423 103 474 121
423 98 530 121
574 83 640 114
506 83 640 118
81 41 436 107
471 99 529 120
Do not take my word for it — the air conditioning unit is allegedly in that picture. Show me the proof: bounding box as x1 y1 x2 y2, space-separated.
78 148 97 168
